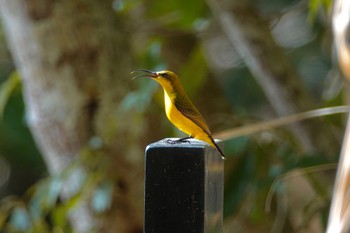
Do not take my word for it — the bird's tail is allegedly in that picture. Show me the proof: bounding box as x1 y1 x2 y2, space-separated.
208 135 226 160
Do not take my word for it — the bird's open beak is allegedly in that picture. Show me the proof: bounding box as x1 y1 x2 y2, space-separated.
131 69 158 80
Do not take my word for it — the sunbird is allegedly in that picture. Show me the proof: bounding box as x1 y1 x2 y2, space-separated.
132 69 226 160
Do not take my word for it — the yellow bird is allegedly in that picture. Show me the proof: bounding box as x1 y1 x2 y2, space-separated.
132 69 226 160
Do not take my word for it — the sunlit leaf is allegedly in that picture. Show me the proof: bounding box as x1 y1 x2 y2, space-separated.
52 193 81 228
10 206 31 231
0 71 20 120
91 180 114 214
62 167 87 196
28 176 64 224
45 177 63 208
308 0 332 22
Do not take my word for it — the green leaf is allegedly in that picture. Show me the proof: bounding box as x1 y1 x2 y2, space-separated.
119 80 158 113
308 0 332 22
147 0 208 28
52 193 81 228
45 177 62 208
224 136 250 156
179 46 208 97
10 206 31 231
0 210 8 230
0 71 21 120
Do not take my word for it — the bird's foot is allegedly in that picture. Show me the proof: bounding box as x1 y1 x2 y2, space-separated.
165 137 192 145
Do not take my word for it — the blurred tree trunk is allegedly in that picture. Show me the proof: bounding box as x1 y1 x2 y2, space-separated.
0 1 144 233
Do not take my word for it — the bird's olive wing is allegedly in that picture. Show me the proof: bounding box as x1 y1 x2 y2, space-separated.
174 95 211 134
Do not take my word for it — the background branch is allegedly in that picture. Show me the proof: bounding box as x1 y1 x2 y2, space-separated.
206 0 338 155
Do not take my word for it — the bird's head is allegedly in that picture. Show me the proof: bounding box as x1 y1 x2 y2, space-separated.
131 69 179 91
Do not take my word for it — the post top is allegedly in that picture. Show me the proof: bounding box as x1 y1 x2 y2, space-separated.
146 138 222 150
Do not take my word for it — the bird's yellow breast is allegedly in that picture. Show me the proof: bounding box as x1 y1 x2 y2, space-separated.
163 90 212 146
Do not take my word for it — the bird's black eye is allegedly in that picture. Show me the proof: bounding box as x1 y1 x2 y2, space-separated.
160 73 170 79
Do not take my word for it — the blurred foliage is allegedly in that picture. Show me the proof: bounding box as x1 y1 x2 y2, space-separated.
308 0 333 22
0 0 346 232
145 0 209 29
0 147 113 233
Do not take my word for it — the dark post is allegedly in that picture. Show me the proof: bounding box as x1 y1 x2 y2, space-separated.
144 138 224 233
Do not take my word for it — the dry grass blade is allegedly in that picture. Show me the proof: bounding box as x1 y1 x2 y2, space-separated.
326 0 350 232
213 106 350 140
327 114 350 233
265 163 337 213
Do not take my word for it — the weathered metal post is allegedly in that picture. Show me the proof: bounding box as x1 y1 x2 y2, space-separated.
144 138 224 233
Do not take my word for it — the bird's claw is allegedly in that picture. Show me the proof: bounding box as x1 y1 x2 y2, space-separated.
165 138 191 145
